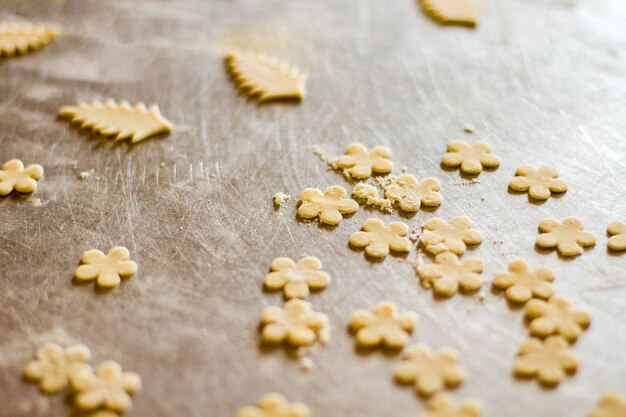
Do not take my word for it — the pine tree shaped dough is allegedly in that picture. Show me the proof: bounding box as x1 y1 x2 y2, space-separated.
419 0 482 27
0 23 59 58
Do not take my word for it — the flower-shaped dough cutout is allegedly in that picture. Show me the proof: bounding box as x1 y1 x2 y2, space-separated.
297 186 358 226
23 343 91 393
513 336 578 386
441 140 500 175
508 165 567 200
0 159 43 196
417 394 481 417
525 296 591 342
536 217 596 257
492 259 555 304
75 247 138 288
587 393 626 417
607 221 626 251
394 344 465 397
384 175 442 212
349 218 412 258
260 299 328 347
417 252 483 297
332 143 392 179
349 302 418 349
420 217 482 255
264 256 330 299
70 361 141 412
236 393 310 417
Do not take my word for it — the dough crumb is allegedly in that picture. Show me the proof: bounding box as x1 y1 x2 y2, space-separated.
31 198 43 207
310 145 332 164
408 227 420 243
78 171 92 180
298 357 315 372
352 183 392 212
464 125 474 133
273 192 291 207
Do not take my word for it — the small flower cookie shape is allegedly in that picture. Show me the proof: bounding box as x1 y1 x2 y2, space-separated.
587 393 626 417
492 259 555 304
236 393 310 417
525 296 591 342
297 185 358 226
0 159 43 196
332 143 392 179
70 361 142 412
513 335 578 386
75 247 138 288
441 140 500 175
394 344 465 397
349 302 418 349
24 343 91 393
607 221 626 251
536 217 595 257
260 299 328 347
417 252 483 297
384 175 442 212
508 165 567 200
349 218 412 258
420 216 482 255
417 394 481 417
264 256 330 299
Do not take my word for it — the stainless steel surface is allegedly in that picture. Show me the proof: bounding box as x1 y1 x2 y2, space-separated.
1 1 625 416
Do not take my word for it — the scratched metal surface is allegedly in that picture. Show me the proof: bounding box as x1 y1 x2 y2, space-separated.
1 0 626 416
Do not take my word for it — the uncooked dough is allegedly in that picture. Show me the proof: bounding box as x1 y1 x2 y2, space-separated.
263 256 330 299
236 393 310 417
297 185 358 225
607 221 626 251
0 159 43 196
587 393 626 417
525 296 591 342
349 301 418 349
420 216 482 255
260 299 328 347
417 252 483 297
75 247 138 289
536 217 595 257
23 343 91 393
491 259 555 304
384 175 442 212
349 218 412 258
441 140 499 175
508 165 567 200
332 143 392 179
513 336 578 386
417 394 481 417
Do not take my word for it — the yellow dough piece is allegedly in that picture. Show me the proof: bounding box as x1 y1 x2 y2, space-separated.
332 143 393 179
513 336 578 386
491 259 554 304
23 343 91 393
75 247 138 289
70 361 141 412
225 51 307 102
587 393 626 417
419 0 482 27
260 299 328 347
536 217 596 257
394 344 465 397
59 99 173 143
525 296 591 343
417 394 481 417
263 256 330 299
607 221 626 251
0 22 59 58
349 218 412 258
297 185 358 225
508 165 567 200
417 252 483 297
349 301 418 349
441 140 500 175
420 216 482 255
236 393 310 417
384 175 442 212
0 159 43 196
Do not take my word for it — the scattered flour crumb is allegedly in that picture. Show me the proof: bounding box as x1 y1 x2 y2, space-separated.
79 171 90 180
310 145 332 164
464 125 475 133
31 198 43 207
412 253 425 274
352 183 392 212
159 162 166 167
408 226 420 243
298 357 315 372
273 192 291 207
477 291 486 302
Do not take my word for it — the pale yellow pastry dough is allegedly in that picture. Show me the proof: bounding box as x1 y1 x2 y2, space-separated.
508 165 567 200
332 143 392 179
236 393 310 417
264 256 330 299
536 217 595 257
384 175 442 212
0 159 43 196
419 0 482 27
417 394 481 417
513 336 578 386
607 221 626 251
441 140 500 175
352 183 392 212
59 99 173 143
491 259 554 304
349 301 418 349
394 344 464 397
525 296 591 342
75 247 138 288
23 343 91 393
297 185 358 225
349 218 412 258
420 216 482 255
587 393 626 417
0 22 59 58
417 252 483 297
260 299 328 347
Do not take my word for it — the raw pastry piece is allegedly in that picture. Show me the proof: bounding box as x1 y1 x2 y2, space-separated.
0 159 43 196
491 259 554 304
441 140 500 175
419 0 482 27
297 185 358 226
70 361 141 412
264 256 330 299
417 252 483 297
525 296 591 342
236 393 310 417
587 393 626 417
59 99 172 143
352 183 392 212
607 221 626 251
384 175 442 212
417 394 481 417
0 22 59 58
420 216 482 255
349 218 412 258
332 143 393 179
513 336 578 386
23 343 91 393
260 299 328 347
508 165 567 200
75 247 138 288
225 51 307 102
394 344 465 397
349 301 418 349
536 217 596 257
